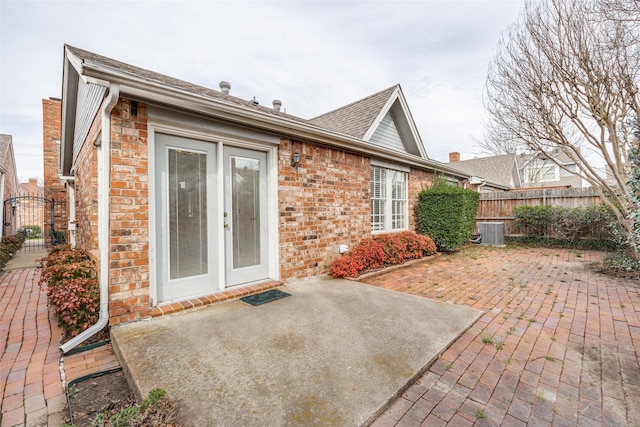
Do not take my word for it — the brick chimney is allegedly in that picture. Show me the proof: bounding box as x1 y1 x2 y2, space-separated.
28 178 37 196
449 152 461 162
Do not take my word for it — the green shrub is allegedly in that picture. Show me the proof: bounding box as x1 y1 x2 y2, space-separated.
0 234 25 270
417 179 479 251
512 205 553 237
513 204 616 242
22 224 43 239
603 252 640 272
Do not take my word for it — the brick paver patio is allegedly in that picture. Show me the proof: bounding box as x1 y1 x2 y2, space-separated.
365 246 640 426
0 268 66 427
2 246 639 426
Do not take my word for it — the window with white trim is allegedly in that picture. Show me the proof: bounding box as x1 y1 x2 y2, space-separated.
371 166 408 232
524 162 559 183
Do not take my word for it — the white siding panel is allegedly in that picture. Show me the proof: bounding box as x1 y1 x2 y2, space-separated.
370 112 405 152
73 82 106 163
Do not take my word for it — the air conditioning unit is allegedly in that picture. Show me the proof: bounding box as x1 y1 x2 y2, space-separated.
477 222 505 246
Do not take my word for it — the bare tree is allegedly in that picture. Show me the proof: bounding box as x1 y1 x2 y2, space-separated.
482 0 640 246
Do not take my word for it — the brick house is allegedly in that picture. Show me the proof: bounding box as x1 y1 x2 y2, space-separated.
51 45 474 349
0 134 21 236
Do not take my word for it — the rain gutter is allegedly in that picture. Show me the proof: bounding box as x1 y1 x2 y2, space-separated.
60 84 119 354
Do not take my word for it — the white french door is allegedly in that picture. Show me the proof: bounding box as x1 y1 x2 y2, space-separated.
155 135 272 303
223 146 270 286
156 133 218 302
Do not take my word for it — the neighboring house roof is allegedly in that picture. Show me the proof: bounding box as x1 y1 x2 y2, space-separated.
448 153 520 189
0 134 19 186
0 134 12 172
61 45 465 179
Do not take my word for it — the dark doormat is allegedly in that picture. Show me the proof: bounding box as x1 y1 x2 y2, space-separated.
241 289 291 306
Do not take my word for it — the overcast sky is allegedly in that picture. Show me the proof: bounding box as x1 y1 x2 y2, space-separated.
0 0 524 183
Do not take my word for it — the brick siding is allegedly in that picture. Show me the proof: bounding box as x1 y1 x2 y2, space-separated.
278 138 371 279
107 99 150 324
65 97 444 326
42 98 68 241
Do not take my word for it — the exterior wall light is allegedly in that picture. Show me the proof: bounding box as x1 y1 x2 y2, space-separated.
291 152 301 169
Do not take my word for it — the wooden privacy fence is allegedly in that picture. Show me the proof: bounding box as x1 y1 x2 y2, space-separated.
475 187 603 236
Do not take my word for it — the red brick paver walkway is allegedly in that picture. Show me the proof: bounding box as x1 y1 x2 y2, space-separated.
0 268 66 427
365 246 640 426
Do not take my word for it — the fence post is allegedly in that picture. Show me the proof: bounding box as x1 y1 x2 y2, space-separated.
50 198 56 246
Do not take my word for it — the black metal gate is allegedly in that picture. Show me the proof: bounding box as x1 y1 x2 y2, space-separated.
3 195 58 251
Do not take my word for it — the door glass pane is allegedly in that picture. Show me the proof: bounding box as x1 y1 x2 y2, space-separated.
231 156 260 269
168 148 207 279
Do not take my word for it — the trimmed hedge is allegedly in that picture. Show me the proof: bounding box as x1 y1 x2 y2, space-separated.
513 204 615 242
417 179 479 251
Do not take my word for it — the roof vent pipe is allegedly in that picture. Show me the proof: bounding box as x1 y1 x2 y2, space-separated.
219 81 230 94
272 99 282 111
250 97 259 106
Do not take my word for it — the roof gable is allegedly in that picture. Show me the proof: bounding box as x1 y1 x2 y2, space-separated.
309 85 427 158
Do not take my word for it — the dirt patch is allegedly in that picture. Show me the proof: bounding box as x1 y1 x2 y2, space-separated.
67 370 136 426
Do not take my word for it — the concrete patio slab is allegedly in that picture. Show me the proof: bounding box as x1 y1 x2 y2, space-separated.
111 276 482 426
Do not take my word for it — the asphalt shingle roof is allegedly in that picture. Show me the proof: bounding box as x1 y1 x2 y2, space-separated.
308 86 397 139
0 134 11 166
448 153 518 188
66 45 310 125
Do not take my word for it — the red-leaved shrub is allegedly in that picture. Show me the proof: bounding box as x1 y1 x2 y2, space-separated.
329 255 363 278
350 238 385 270
39 245 99 338
329 232 438 278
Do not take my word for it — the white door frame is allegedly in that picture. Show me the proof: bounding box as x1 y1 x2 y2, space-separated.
148 120 279 307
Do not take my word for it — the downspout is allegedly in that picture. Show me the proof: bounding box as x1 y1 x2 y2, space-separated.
61 84 119 353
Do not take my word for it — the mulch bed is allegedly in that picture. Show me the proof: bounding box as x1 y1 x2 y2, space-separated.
67 370 136 426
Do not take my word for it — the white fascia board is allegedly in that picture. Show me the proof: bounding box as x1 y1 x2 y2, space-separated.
77 65 468 178
362 86 399 142
395 91 427 158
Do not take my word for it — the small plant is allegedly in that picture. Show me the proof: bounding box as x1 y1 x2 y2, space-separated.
475 408 486 419
444 363 452 371
141 388 168 411
109 406 139 427
69 385 79 399
545 355 555 361
481 336 494 345
495 339 505 351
